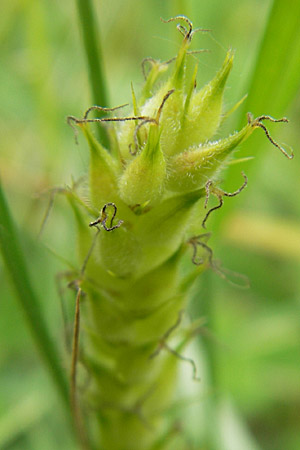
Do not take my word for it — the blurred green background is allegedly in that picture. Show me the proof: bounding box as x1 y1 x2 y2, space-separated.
1 0 299 449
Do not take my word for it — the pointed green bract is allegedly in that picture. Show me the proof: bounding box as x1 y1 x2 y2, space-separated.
166 122 252 192
80 124 120 208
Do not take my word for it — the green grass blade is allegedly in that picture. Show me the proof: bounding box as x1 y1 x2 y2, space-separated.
0 391 51 449
0 180 69 410
76 0 110 148
239 0 300 121
215 0 300 215
234 0 300 167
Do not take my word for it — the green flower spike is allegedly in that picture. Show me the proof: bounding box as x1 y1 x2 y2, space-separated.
65 16 293 450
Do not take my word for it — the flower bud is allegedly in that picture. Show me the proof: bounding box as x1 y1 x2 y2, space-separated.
118 124 166 206
141 37 189 157
172 50 234 155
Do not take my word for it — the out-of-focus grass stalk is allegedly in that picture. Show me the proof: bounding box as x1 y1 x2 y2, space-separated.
76 0 110 148
239 0 300 121
26 1 60 156
0 391 51 449
209 0 299 221
173 0 190 17
221 0 300 194
0 179 70 413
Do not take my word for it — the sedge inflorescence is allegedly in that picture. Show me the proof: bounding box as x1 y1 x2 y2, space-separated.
65 16 292 450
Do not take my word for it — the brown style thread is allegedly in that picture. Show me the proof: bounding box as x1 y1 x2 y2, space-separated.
202 172 248 229
89 202 123 231
247 113 293 159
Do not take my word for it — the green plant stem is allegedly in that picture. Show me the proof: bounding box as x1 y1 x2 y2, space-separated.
0 179 70 411
76 0 110 148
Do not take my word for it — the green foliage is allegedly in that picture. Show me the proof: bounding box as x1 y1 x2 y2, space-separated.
0 181 70 411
